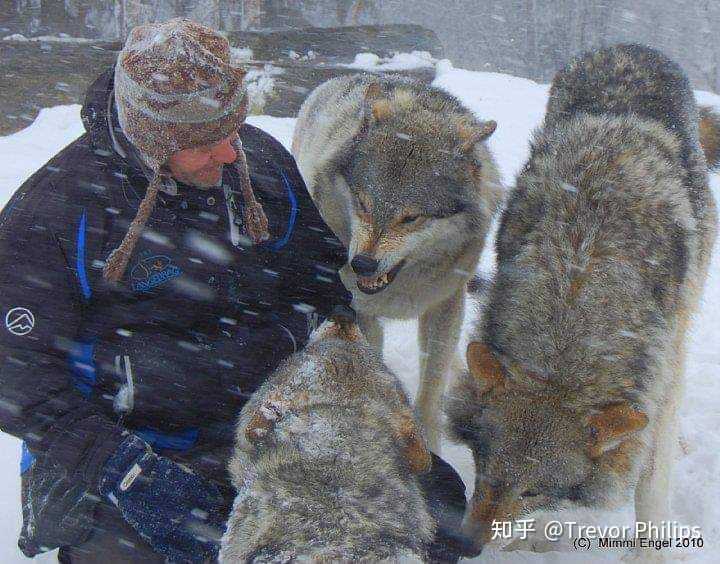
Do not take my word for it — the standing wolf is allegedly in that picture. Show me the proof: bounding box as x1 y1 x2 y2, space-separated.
292 74 502 450
446 44 718 556
219 315 437 562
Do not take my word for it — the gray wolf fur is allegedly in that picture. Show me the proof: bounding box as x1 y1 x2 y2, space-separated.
445 44 718 556
220 316 435 562
292 74 502 451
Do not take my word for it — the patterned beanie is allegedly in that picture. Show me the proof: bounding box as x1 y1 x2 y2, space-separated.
104 18 268 283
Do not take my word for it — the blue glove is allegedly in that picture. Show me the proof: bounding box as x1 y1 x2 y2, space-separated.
98 435 226 563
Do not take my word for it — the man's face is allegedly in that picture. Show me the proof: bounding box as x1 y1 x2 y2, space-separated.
166 133 239 188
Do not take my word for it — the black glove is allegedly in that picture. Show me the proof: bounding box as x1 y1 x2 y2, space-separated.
98 435 226 563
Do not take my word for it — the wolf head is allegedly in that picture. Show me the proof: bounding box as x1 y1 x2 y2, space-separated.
221 314 435 562
446 342 648 556
333 81 501 295
233 313 432 475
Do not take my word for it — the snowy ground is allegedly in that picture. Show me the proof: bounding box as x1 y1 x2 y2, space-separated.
0 63 718 562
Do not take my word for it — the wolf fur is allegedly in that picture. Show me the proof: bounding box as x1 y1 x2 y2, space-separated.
292 74 502 451
699 105 720 171
445 44 718 556
219 316 436 562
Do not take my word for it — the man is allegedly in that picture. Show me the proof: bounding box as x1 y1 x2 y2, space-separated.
0 18 467 563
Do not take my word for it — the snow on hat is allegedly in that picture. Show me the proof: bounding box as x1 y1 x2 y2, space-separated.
114 18 247 170
104 18 268 283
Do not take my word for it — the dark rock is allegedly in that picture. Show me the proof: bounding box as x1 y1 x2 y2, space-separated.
0 41 117 135
227 24 444 62
0 25 443 136
243 61 437 117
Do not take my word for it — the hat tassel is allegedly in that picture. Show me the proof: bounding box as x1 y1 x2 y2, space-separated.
103 173 162 283
233 138 270 244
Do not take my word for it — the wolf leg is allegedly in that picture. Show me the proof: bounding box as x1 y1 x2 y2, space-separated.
634 333 687 561
417 287 465 454
634 408 676 542
357 311 384 353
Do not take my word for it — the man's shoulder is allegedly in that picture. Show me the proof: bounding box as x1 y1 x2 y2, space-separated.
1 133 123 234
12 133 102 195
238 123 324 223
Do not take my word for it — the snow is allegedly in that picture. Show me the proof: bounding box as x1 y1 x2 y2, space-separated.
229 47 253 63
2 34 95 44
243 65 285 114
341 50 440 71
1 67 719 563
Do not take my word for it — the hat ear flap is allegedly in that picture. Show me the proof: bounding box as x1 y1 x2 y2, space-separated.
466 341 505 394
586 402 649 459
389 411 432 474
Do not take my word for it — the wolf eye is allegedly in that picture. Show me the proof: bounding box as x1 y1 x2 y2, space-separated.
520 489 542 499
400 213 423 225
356 195 371 214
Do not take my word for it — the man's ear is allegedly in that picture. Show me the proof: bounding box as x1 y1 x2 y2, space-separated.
586 402 649 458
389 411 432 474
244 390 310 444
466 341 505 394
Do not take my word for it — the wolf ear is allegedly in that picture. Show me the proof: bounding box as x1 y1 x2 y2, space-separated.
586 402 649 459
363 82 393 124
390 411 433 474
466 341 505 394
458 120 497 154
244 390 311 444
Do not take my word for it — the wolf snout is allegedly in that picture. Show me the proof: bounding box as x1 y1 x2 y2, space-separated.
329 304 357 326
460 512 488 557
350 254 379 276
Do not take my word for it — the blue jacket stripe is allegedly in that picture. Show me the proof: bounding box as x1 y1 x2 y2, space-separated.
268 170 298 251
20 441 34 474
135 427 199 452
76 210 92 300
69 341 96 398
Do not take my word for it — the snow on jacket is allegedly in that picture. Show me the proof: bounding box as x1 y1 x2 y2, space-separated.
0 67 352 557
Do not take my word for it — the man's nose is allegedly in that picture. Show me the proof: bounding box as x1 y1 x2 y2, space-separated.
351 254 379 276
211 138 237 164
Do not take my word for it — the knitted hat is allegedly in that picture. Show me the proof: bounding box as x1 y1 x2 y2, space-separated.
104 18 268 283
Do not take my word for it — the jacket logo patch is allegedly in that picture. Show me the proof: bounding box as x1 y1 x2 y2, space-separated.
5 307 35 336
130 255 182 292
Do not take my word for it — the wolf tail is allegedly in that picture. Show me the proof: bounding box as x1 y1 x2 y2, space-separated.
699 106 720 170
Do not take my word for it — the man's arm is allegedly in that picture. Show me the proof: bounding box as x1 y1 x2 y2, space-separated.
0 184 125 484
1 176 229 561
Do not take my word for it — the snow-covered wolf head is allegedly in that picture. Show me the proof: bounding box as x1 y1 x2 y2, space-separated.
220 314 435 562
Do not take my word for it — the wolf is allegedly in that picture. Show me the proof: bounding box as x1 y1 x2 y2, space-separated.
219 312 437 562
292 74 502 451
445 44 718 557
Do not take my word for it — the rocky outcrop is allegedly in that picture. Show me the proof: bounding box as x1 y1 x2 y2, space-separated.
0 24 443 135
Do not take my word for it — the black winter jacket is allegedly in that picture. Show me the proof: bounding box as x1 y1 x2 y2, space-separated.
0 68 351 558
